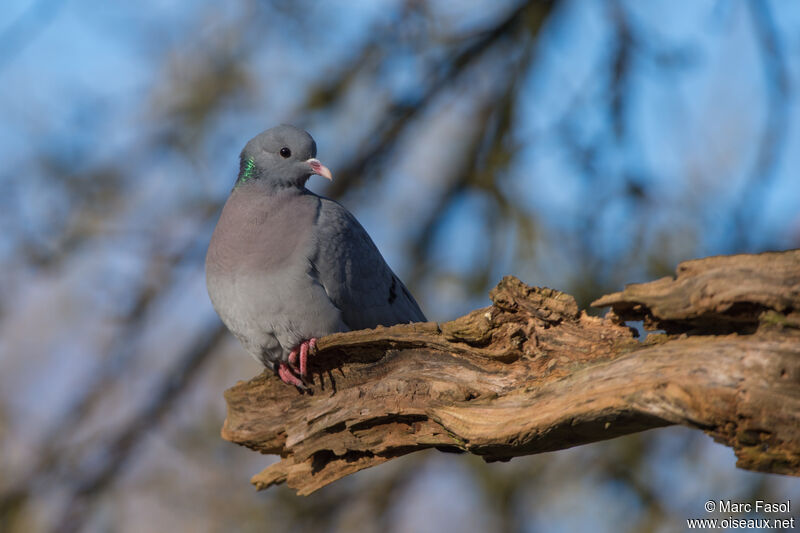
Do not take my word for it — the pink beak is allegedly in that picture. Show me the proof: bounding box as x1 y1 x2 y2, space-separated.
306 158 333 181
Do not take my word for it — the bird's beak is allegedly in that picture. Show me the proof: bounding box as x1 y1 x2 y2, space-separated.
306 158 333 181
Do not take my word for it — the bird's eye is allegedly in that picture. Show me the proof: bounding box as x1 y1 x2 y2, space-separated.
279 147 291 158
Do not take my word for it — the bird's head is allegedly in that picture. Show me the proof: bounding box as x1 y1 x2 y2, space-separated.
236 124 332 189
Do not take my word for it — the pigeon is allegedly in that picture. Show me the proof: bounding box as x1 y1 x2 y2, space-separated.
205 125 426 388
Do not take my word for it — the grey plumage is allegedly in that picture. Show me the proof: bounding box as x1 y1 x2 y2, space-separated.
205 125 425 379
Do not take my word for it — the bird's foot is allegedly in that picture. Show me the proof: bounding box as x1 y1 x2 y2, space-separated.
277 362 307 389
288 338 318 377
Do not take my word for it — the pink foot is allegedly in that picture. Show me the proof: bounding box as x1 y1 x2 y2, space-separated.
300 338 317 376
277 362 305 388
287 338 317 377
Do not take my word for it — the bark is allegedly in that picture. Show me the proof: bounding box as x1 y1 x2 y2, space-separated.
221 250 800 495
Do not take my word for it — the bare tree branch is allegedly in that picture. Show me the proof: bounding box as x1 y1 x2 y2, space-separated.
324 0 553 199
54 320 228 533
222 250 800 495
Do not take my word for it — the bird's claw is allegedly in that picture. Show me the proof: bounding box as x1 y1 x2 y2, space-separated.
280 338 318 389
288 338 317 377
277 362 307 390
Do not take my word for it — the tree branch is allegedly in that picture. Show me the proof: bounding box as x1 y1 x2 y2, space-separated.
222 250 800 495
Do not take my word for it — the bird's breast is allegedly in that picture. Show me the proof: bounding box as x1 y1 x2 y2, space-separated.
206 191 318 278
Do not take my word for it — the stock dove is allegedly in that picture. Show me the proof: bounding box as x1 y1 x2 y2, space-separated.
206 125 426 387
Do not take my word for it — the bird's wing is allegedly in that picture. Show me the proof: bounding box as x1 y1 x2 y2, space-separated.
308 196 426 331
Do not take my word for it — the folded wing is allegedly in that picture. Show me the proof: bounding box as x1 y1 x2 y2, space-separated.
308 196 426 330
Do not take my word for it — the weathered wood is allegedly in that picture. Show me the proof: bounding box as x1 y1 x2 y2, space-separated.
221 250 800 495
593 249 800 332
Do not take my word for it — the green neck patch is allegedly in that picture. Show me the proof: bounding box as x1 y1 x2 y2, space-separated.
236 157 257 186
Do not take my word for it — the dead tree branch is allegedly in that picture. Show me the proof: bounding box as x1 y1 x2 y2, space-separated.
222 250 800 495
